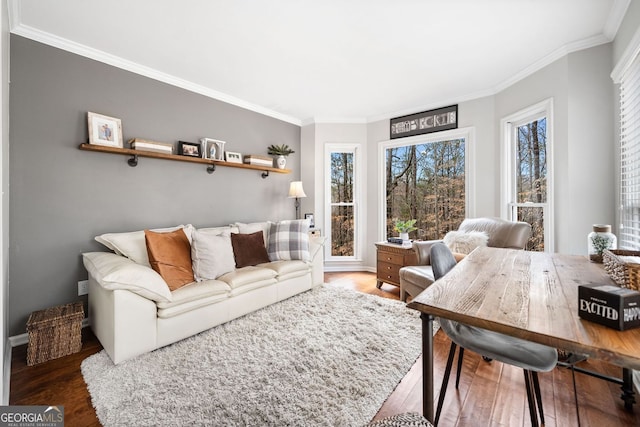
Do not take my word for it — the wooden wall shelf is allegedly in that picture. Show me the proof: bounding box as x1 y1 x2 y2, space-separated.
79 143 291 178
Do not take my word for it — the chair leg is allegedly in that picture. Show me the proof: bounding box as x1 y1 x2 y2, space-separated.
523 370 539 426
570 364 581 427
455 347 465 389
435 341 458 426
531 372 545 425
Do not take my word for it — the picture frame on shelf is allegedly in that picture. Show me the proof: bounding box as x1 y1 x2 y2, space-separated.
225 151 242 163
304 213 315 228
178 141 202 157
87 112 123 148
199 138 226 160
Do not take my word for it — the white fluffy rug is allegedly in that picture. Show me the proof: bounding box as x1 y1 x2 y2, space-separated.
81 285 426 426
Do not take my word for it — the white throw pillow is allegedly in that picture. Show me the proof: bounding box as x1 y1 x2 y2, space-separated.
234 221 273 248
95 224 194 267
267 219 311 262
191 229 236 281
82 252 172 302
443 230 489 255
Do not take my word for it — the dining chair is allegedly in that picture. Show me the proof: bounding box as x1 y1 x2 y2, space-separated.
430 243 558 426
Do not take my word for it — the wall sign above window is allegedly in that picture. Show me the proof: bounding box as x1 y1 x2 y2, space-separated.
390 104 458 139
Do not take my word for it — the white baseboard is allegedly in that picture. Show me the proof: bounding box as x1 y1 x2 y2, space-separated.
323 265 376 273
3 341 10 405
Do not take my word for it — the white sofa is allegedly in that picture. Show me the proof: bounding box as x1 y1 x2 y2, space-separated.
82 222 325 364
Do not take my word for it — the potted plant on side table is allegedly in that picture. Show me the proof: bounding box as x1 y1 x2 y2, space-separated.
267 144 295 169
394 219 417 243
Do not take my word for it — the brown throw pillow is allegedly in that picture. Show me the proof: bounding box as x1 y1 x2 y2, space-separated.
145 228 194 291
231 231 271 268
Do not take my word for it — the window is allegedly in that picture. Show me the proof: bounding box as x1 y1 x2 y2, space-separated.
501 99 553 252
380 128 474 240
326 144 361 260
619 52 640 249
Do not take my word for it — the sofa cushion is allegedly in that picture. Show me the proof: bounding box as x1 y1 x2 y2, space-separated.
95 224 194 267
145 228 194 291
231 231 271 268
258 260 311 281
157 293 229 319
217 265 277 289
267 219 311 262
155 280 231 319
191 229 236 281
443 230 489 255
82 252 172 303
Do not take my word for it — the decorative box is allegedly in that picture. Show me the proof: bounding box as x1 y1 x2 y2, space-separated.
578 284 640 331
26 302 84 365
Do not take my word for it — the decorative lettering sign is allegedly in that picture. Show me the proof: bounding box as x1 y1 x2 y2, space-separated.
578 284 640 330
390 105 458 139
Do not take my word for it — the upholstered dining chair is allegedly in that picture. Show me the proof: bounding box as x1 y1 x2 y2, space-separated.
429 242 558 427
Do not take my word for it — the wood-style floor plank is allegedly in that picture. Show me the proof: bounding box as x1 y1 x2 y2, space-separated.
8 271 640 427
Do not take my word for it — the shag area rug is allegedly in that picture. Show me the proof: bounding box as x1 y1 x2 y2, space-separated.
81 285 427 426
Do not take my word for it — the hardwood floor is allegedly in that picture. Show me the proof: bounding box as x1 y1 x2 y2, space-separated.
8 271 640 426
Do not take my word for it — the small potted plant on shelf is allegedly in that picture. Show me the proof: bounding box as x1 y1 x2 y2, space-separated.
393 219 417 242
267 144 295 169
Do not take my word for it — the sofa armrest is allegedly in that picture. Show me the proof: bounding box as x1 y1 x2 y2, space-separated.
82 252 172 303
412 240 443 265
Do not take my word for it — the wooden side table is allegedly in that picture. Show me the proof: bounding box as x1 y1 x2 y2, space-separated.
375 242 418 289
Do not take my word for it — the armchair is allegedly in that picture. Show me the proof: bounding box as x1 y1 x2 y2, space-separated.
399 217 531 301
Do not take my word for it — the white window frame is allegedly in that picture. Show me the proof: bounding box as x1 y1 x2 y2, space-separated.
500 98 554 252
378 127 476 240
324 143 363 262
616 49 640 249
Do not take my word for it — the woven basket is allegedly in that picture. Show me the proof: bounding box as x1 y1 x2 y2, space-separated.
602 249 640 291
26 302 83 366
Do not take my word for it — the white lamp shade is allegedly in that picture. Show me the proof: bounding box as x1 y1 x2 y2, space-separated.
288 181 307 198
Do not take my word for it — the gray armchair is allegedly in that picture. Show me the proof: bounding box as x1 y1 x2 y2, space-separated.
399 217 531 301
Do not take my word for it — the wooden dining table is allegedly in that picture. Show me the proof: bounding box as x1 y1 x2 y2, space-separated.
407 246 640 423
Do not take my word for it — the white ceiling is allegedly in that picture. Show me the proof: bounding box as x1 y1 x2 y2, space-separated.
9 0 630 125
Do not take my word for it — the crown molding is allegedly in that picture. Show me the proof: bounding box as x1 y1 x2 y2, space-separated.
492 34 610 95
302 117 368 126
604 0 631 40
8 22 302 126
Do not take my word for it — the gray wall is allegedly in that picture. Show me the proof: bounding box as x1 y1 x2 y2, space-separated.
1 0 10 403
9 35 301 335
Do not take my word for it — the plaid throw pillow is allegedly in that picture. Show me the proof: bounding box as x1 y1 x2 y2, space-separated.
267 219 311 262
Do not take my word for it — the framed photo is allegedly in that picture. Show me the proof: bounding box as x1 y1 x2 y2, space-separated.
225 151 242 163
304 213 315 228
200 138 226 160
390 104 458 139
87 112 123 148
178 141 202 157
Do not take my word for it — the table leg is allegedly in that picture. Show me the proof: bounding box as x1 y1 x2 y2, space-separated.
621 367 636 411
421 313 434 423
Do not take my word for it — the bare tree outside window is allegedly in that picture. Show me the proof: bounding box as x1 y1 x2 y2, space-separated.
515 118 547 251
330 152 354 256
386 139 466 240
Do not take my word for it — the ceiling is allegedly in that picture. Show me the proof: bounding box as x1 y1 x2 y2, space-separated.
9 0 630 125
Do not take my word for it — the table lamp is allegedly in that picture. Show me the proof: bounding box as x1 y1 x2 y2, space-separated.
288 181 307 219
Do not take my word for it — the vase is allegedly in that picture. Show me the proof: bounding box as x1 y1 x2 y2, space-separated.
276 155 286 169
588 224 616 263
399 232 409 242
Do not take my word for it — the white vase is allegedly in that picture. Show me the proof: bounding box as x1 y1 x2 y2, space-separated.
276 155 287 169
400 232 409 242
